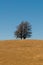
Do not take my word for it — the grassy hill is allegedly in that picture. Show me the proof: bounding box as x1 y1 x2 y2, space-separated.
0 40 43 65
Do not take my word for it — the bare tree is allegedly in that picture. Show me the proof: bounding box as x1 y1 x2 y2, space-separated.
15 21 32 39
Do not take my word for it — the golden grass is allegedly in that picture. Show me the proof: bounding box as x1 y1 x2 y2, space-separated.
0 40 43 65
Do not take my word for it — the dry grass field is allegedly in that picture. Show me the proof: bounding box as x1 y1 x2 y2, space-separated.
0 40 43 65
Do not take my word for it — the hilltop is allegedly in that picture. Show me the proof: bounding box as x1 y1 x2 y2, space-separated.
0 40 43 65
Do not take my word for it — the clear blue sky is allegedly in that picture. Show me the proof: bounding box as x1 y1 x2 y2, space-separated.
0 0 43 40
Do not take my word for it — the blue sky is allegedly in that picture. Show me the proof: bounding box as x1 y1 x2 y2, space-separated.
0 0 43 40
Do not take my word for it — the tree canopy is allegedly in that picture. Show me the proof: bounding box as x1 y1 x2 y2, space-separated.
15 21 32 39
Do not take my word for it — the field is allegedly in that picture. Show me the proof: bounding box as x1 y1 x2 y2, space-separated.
0 40 43 65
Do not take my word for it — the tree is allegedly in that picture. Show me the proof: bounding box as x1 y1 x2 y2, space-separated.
15 21 32 39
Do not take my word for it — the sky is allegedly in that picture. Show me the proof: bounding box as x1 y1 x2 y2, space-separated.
0 0 43 40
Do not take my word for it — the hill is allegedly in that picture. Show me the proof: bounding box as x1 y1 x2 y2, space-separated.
0 40 43 65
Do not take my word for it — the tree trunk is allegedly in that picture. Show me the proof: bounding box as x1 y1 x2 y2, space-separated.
21 37 22 40
23 37 26 39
